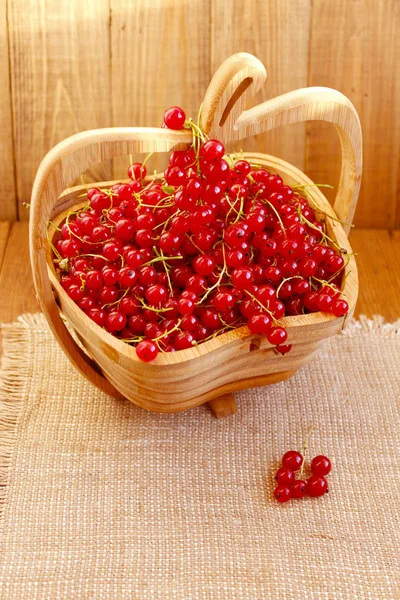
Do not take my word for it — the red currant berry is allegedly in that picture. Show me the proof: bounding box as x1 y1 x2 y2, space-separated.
213 290 235 312
275 467 295 485
306 475 329 497
115 219 135 242
193 254 215 276
273 485 292 503
99 285 119 304
326 254 345 274
173 331 195 350
317 293 333 312
102 266 118 286
275 344 292 355
247 314 272 335
145 284 167 305
106 310 127 332
118 267 137 288
128 162 147 181
85 270 103 290
200 139 225 162
234 160 251 175
331 299 349 317
136 340 158 362
311 455 331 476
282 450 303 471
291 480 307 498
231 267 253 289
267 326 288 346
88 307 106 326
164 106 186 130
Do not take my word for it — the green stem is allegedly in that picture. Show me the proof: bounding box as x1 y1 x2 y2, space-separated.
264 200 287 237
275 276 303 298
199 244 227 303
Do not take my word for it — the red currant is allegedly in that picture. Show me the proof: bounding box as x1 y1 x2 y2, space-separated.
282 450 303 471
164 106 186 130
136 340 158 362
291 480 307 498
273 485 291 503
310 455 331 476
275 467 295 485
306 475 328 497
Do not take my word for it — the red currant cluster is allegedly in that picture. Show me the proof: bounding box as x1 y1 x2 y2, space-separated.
52 105 349 362
274 451 331 503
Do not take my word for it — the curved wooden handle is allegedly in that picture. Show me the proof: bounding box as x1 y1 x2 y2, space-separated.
30 127 191 396
234 87 362 233
200 52 267 143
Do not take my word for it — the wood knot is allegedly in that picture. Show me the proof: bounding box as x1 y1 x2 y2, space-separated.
100 341 120 363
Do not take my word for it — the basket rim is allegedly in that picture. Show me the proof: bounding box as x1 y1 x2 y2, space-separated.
46 152 358 366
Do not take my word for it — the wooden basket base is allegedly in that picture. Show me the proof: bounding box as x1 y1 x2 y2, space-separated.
208 369 297 417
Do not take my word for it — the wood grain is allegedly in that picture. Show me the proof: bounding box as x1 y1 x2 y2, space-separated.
306 0 400 229
352 229 400 321
0 222 10 272
110 0 211 177
0 0 16 221
7 0 112 218
211 0 311 170
0 223 37 322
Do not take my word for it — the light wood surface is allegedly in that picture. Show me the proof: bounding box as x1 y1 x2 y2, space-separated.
7 0 112 218
211 0 311 170
0 0 16 221
0 223 37 321
110 0 211 178
350 230 400 322
0 222 10 272
306 0 400 229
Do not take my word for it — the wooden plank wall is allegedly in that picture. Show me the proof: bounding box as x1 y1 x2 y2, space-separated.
1 0 400 228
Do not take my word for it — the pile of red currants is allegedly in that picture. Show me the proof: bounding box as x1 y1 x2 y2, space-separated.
274 451 331 503
52 105 349 362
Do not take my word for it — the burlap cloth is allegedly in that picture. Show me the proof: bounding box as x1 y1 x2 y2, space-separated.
0 314 399 599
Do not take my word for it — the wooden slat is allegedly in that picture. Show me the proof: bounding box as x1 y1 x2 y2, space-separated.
306 0 400 229
351 229 400 321
7 0 112 219
110 0 211 177
0 223 37 322
0 0 17 221
0 222 10 272
211 0 311 170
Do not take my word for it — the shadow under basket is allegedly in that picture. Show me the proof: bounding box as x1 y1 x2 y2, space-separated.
30 53 361 417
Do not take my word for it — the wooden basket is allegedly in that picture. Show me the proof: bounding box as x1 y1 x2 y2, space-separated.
29 53 362 418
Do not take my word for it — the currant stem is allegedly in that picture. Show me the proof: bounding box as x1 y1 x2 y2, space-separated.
243 289 279 324
275 276 303 298
264 200 287 237
299 424 316 478
199 243 227 303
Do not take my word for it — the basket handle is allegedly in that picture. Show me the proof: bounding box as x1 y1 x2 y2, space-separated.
200 54 361 233
234 88 362 233
30 128 192 396
200 52 267 143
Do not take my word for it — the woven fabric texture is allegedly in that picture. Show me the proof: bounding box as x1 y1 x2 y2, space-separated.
0 313 399 600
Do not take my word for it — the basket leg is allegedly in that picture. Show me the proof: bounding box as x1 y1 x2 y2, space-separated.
208 393 238 419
